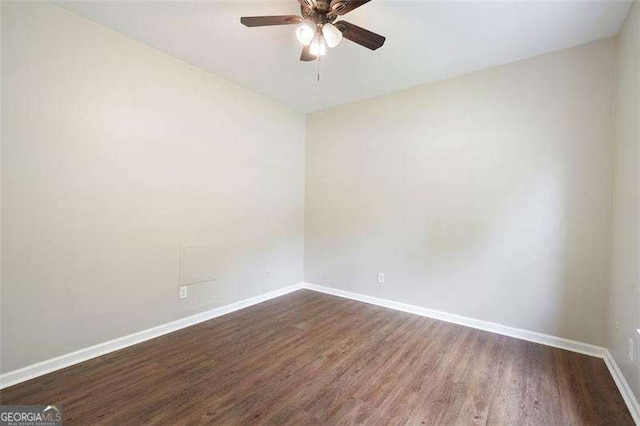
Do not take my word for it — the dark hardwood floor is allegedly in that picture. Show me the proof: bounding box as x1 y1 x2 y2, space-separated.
0 290 633 425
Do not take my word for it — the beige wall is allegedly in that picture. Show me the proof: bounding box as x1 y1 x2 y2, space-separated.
609 0 640 400
1 2 305 372
305 39 616 346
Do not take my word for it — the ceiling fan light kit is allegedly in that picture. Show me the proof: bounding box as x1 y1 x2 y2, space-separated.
241 0 385 63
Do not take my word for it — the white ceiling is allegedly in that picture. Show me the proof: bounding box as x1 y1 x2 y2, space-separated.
57 1 632 112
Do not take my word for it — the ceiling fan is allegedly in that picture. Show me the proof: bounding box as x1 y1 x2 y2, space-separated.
240 0 385 62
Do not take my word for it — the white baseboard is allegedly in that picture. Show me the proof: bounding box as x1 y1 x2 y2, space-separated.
604 350 640 424
302 282 640 424
302 283 605 357
0 283 303 390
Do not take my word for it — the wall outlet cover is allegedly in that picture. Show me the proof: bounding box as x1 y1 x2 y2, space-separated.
179 286 188 300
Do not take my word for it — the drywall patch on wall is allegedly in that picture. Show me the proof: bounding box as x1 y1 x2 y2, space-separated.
180 245 216 286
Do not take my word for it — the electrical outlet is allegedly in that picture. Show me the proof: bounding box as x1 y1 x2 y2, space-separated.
378 272 385 284
629 338 634 362
615 321 620 332
179 286 188 299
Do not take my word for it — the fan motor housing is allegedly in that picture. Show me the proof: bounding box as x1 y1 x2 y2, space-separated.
302 7 336 24
314 0 331 13
301 0 346 22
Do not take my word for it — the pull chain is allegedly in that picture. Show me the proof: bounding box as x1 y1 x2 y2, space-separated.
317 54 321 82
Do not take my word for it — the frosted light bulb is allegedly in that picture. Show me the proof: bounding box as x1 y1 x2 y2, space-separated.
322 23 343 48
296 22 315 46
309 34 326 56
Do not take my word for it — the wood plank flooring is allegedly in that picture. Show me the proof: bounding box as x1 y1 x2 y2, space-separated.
0 290 633 425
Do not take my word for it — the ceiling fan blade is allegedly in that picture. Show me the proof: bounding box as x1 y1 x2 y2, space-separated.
300 45 315 61
334 21 385 50
330 0 371 15
240 15 303 27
